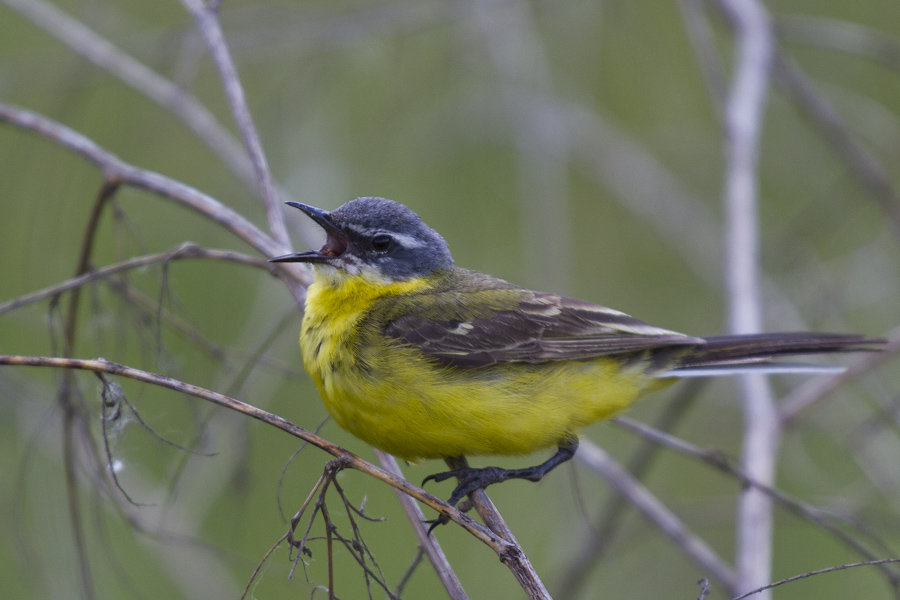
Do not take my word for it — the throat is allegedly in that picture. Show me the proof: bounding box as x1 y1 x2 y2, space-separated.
300 270 431 375
306 268 427 315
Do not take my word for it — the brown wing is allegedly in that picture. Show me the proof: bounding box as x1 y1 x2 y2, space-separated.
381 273 702 368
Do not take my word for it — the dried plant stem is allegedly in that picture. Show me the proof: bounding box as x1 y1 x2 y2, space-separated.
179 0 288 249
0 356 517 562
0 244 271 316
1 0 249 192
0 102 309 303
613 417 900 589
444 456 552 600
731 558 900 600
375 451 469 600
577 440 737 593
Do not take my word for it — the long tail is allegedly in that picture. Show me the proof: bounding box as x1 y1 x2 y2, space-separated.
657 332 884 378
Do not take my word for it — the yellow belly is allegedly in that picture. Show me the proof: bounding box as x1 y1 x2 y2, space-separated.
300 273 661 461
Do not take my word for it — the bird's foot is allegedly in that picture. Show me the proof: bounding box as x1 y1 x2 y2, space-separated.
423 465 526 507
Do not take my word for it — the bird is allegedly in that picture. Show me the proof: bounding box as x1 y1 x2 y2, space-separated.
270 197 883 508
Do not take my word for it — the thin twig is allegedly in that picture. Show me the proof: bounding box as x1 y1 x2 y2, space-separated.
0 355 508 553
241 531 290 600
179 0 288 249
394 546 425 599
2 0 329 248
1 0 246 190
0 243 272 316
56 179 123 600
612 417 900 588
444 456 552 600
731 558 900 600
576 440 738 592
61 395 94 600
0 102 309 302
772 55 900 237
698 577 711 600
558 381 706 600
676 0 728 117
375 451 469 600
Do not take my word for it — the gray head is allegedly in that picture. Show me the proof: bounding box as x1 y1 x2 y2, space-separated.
270 197 454 281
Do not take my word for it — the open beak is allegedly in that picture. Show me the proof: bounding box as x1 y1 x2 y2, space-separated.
269 202 349 263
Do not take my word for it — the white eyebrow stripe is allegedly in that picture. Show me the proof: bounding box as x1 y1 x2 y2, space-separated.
389 232 427 248
342 225 426 248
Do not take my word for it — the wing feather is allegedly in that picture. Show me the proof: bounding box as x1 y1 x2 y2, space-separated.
380 271 701 368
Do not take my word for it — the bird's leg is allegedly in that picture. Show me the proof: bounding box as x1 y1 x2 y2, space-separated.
424 437 579 508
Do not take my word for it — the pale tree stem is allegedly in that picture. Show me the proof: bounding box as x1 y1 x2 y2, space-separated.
717 0 777 597
374 451 470 600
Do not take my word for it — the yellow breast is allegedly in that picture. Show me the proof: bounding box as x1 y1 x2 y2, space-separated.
300 269 658 461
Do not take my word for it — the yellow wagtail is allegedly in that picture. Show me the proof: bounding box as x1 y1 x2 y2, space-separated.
271 197 883 507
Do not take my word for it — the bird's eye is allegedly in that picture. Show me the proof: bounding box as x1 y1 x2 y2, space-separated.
372 234 393 252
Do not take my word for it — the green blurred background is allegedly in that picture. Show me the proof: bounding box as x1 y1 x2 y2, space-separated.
1 0 898 598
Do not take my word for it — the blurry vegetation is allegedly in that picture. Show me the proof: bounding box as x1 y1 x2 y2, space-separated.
1 0 899 599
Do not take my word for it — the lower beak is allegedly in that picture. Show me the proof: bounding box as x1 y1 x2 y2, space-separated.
269 250 332 263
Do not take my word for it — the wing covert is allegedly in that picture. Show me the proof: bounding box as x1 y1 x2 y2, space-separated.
382 282 702 368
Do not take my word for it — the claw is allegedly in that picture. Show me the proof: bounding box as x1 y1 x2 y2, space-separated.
423 440 580 525
421 470 460 487
424 514 450 535
424 466 514 506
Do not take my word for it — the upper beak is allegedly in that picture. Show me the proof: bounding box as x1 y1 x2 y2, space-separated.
269 202 349 263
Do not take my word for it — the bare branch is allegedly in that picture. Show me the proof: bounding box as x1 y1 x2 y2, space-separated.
576 439 738 592
0 355 510 555
2 0 248 189
613 416 900 588
443 456 552 600
0 102 309 301
676 0 729 116
731 558 900 600
0 243 272 316
375 451 470 600
716 0 777 595
773 56 900 236
179 0 288 249
780 331 900 425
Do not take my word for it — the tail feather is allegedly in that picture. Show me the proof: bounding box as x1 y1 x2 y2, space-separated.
655 332 884 378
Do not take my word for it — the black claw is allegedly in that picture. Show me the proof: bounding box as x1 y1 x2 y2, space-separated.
424 514 450 535
423 440 580 522
422 470 460 487
426 466 514 506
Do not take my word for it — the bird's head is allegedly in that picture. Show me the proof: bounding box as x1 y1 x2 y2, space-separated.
270 197 454 283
